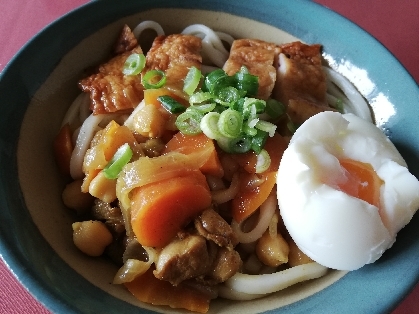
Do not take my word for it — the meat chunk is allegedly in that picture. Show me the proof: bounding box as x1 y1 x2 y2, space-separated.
223 39 280 100
144 34 202 91
194 208 238 250
91 199 125 236
207 247 242 284
273 41 327 107
154 235 211 286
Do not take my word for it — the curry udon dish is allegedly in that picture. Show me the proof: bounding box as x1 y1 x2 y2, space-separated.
52 22 419 313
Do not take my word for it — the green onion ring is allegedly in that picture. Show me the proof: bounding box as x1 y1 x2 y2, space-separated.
142 69 167 89
122 53 145 76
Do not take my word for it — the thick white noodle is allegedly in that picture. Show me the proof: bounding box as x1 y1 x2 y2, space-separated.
201 38 229 68
218 285 265 301
182 24 229 68
223 262 328 296
69 113 118 179
215 31 235 47
133 21 165 39
206 175 226 191
211 172 240 204
323 66 372 122
61 92 90 128
231 195 277 243
326 93 354 115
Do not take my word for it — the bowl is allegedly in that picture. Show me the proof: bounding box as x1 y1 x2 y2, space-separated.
1 0 419 313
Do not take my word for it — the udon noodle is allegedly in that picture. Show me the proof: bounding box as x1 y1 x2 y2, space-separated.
55 21 371 312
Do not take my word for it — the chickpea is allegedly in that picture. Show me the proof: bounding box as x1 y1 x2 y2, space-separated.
72 220 113 257
287 239 314 267
62 179 94 214
256 230 289 267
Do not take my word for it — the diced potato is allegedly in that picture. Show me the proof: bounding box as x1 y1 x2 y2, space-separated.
132 104 166 138
88 171 117 203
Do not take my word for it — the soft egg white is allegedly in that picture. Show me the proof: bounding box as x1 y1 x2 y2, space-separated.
276 111 419 270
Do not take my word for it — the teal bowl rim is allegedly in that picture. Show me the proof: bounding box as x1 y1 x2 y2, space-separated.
0 0 418 313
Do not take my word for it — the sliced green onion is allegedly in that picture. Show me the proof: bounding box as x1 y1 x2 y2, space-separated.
158 95 186 114
103 143 133 179
204 69 236 95
142 69 166 89
183 66 202 95
217 135 251 154
243 124 258 137
255 149 271 173
175 108 204 135
200 112 222 140
265 99 285 119
255 120 277 137
204 69 227 92
242 98 266 119
122 53 146 76
251 129 269 154
218 108 243 138
192 102 216 113
235 67 259 97
215 86 241 106
189 92 214 105
247 118 259 128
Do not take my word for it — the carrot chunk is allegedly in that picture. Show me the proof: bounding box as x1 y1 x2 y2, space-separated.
130 170 212 248
164 132 224 178
125 268 210 313
232 171 277 223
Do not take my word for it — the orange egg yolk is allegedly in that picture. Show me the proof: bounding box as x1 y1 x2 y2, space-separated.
337 159 383 208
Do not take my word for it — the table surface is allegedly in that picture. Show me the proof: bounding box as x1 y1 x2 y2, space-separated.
1 1 418 313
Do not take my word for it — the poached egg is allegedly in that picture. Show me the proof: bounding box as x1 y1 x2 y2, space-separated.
276 111 419 270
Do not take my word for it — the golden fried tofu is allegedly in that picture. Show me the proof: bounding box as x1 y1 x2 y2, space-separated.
223 39 280 100
113 24 138 55
79 47 144 115
274 41 327 107
144 34 202 91
79 26 144 115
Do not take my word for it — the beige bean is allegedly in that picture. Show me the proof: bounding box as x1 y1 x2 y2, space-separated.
256 229 289 267
72 220 113 257
62 179 94 214
287 239 314 267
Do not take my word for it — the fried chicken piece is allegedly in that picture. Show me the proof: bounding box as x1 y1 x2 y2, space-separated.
223 39 281 100
144 34 202 91
79 26 144 115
